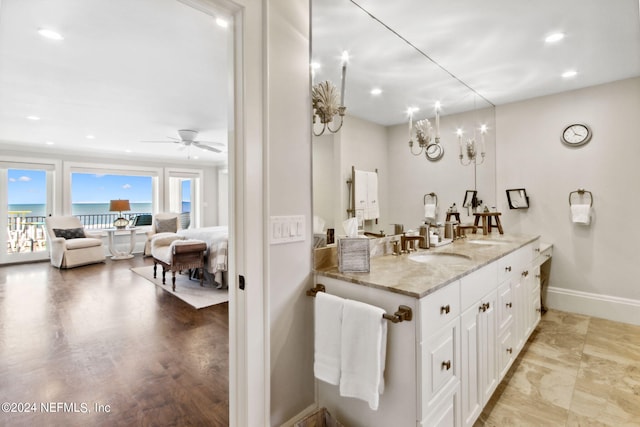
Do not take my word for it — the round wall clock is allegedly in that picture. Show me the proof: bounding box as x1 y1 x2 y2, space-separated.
425 143 444 161
561 123 592 146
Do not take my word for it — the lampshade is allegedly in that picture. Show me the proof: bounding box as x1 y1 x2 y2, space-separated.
109 199 131 212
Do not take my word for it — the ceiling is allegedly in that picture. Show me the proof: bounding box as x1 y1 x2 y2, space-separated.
0 0 638 163
0 0 231 165
312 0 640 125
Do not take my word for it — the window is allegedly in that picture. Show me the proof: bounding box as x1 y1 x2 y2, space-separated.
64 162 160 229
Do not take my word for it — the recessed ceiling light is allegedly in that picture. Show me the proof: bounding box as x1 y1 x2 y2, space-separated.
86 134 95 139
216 18 229 28
545 32 565 43
125 149 132 153
26 115 40 121
310 62 321 70
38 28 64 40
45 141 54 145
562 70 578 78
370 88 382 96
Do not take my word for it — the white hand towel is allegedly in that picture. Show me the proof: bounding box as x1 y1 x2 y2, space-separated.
424 203 437 220
314 292 345 385
571 204 591 225
339 299 387 411
365 172 379 220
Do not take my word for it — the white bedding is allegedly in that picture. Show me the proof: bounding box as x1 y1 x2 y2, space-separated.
177 226 228 287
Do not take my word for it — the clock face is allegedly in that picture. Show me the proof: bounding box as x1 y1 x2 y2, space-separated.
425 143 444 161
562 124 592 146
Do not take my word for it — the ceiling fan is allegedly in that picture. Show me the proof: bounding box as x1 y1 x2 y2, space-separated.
142 129 223 153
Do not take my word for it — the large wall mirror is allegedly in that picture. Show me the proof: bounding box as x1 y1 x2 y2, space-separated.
312 0 496 244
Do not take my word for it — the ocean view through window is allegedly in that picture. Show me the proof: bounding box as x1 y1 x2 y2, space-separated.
70 172 153 228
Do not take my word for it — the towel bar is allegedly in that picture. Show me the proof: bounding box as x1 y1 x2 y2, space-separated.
569 189 593 206
423 192 438 206
307 284 413 323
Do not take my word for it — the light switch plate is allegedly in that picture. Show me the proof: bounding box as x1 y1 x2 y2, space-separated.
270 215 306 244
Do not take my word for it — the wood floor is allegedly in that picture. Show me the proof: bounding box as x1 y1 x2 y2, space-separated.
0 255 229 426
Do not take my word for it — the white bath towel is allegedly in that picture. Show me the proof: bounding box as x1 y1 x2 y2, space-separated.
365 172 379 220
339 299 387 410
571 204 591 225
424 203 437 220
314 292 345 385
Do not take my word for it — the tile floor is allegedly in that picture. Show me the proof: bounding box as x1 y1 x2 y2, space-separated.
475 310 640 426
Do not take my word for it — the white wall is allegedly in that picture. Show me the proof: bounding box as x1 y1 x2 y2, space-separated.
266 0 315 425
496 77 640 322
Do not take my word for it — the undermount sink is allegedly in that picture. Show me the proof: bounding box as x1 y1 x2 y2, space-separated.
408 253 472 264
466 239 509 245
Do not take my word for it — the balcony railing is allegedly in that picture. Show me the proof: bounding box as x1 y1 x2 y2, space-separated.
6 212 190 255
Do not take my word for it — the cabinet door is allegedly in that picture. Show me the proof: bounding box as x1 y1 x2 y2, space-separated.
460 307 481 427
420 384 459 427
479 290 498 405
420 319 459 415
497 281 514 336
498 327 515 379
459 288 497 427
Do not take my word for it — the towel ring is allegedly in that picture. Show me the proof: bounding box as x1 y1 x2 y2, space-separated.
423 192 438 206
569 189 593 207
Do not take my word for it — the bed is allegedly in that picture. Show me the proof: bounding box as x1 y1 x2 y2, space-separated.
177 226 228 288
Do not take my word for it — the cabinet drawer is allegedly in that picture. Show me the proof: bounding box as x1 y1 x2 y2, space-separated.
420 281 460 337
419 320 459 416
460 263 497 310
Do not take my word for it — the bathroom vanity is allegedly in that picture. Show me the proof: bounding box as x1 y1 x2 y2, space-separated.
313 234 552 427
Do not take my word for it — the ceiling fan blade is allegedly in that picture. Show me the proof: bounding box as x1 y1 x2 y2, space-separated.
140 140 181 144
193 141 221 153
195 140 225 147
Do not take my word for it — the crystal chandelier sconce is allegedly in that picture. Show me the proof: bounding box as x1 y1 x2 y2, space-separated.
458 124 487 166
408 102 442 158
312 51 349 136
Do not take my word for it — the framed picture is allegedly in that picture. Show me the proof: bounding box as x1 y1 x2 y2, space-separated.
506 188 529 209
463 190 477 208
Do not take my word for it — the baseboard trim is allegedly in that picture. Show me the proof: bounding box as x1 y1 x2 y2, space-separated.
546 286 640 326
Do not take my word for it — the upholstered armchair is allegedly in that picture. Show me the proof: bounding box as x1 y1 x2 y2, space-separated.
143 213 181 256
45 216 105 268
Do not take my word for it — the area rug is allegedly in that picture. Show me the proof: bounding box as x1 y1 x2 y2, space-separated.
131 265 228 309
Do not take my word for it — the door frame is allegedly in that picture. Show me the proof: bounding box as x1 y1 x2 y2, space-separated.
0 155 60 264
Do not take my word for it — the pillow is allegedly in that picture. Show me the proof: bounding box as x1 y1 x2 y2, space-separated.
155 218 178 233
53 228 86 239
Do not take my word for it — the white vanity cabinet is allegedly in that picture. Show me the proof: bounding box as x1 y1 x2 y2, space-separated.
314 236 546 427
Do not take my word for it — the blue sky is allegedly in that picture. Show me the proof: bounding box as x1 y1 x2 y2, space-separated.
7 170 153 204
8 170 191 205
71 173 153 203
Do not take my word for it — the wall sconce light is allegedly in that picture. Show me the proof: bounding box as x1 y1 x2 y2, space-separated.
109 199 131 229
408 102 443 160
458 124 487 166
312 51 348 136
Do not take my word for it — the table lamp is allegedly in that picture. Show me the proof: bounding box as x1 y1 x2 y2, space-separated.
109 199 131 229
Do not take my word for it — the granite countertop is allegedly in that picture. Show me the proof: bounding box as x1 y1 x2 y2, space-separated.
314 233 541 299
